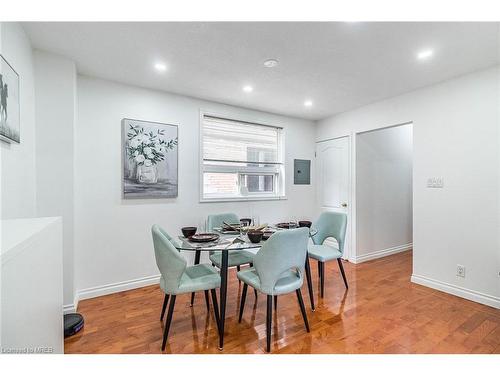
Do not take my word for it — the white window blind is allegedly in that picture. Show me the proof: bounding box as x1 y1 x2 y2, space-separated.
201 115 284 201
203 116 281 164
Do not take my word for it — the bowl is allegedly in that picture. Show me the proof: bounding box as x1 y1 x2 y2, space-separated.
298 220 312 228
247 230 263 243
181 226 197 238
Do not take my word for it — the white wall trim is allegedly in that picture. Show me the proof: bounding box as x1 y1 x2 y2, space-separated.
411 274 500 309
77 274 160 302
352 243 412 264
63 303 77 314
63 294 80 314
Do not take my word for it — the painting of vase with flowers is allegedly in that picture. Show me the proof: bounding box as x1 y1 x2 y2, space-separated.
122 118 178 198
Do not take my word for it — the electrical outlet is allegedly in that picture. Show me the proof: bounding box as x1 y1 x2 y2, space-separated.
457 264 466 278
427 177 444 188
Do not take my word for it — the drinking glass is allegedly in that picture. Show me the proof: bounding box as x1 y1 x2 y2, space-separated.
239 225 249 239
198 219 207 233
252 215 260 228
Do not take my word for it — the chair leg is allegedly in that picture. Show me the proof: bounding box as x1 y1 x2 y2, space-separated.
337 258 348 289
160 294 169 321
161 295 176 351
204 290 210 312
304 254 315 311
247 263 257 299
296 289 310 332
317 261 321 281
266 295 272 352
190 250 202 306
238 283 248 323
320 261 325 298
237 265 241 283
274 295 277 310
210 289 220 332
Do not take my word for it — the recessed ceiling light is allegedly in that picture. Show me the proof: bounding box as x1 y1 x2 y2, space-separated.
263 59 279 68
304 100 313 107
243 85 253 93
417 49 434 61
154 62 167 72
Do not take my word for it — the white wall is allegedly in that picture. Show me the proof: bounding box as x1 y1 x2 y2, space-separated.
75 76 316 299
317 67 500 307
34 50 77 310
355 124 413 261
0 23 37 345
0 23 36 219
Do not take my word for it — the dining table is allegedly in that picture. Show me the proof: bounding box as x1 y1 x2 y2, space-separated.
173 226 317 350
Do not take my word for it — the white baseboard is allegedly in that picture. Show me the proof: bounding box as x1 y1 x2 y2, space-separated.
352 243 412 264
77 274 161 302
411 274 500 309
63 294 80 314
63 303 77 314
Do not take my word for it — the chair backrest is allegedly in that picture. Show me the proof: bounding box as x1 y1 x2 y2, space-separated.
155 224 173 241
312 211 347 254
207 213 239 232
151 224 187 293
155 224 182 249
253 227 309 294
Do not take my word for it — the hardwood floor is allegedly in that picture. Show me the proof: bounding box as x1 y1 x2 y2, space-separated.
65 251 500 354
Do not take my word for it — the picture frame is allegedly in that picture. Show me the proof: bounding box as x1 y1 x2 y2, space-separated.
122 118 178 199
0 54 20 144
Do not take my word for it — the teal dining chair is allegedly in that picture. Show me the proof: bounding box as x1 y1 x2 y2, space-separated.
206 213 258 299
308 211 348 298
207 213 255 270
237 227 310 352
152 225 221 351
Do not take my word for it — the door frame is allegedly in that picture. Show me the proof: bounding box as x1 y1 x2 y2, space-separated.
315 134 354 261
353 121 414 263
316 121 414 263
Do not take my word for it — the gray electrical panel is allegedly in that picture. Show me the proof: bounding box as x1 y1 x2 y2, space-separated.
294 159 311 185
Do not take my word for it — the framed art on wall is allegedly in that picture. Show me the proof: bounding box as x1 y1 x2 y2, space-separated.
122 118 178 198
0 54 20 144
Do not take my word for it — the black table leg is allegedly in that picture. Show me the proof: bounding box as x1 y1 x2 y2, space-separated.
304 253 315 311
218 250 229 350
190 250 201 306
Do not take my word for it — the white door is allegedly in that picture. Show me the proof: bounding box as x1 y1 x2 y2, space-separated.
315 136 350 259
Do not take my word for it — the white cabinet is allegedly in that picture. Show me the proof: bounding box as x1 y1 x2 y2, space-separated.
1 217 63 354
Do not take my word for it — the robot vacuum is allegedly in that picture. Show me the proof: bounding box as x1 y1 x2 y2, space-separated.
64 313 84 337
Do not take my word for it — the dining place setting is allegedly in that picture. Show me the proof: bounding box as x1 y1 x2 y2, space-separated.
179 218 313 247
151 211 347 353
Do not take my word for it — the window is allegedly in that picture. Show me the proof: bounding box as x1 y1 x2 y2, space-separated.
201 114 284 201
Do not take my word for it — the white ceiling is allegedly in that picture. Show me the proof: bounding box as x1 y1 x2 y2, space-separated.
22 22 499 120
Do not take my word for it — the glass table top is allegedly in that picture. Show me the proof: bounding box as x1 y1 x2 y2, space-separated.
173 227 317 252
174 233 262 252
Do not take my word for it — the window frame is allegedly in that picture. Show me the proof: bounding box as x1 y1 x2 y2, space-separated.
199 110 286 203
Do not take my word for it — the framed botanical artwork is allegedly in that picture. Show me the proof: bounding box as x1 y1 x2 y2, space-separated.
122 118 178 199
0 54 20 143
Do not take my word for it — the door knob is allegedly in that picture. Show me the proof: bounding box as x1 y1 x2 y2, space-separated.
341 202 348 208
